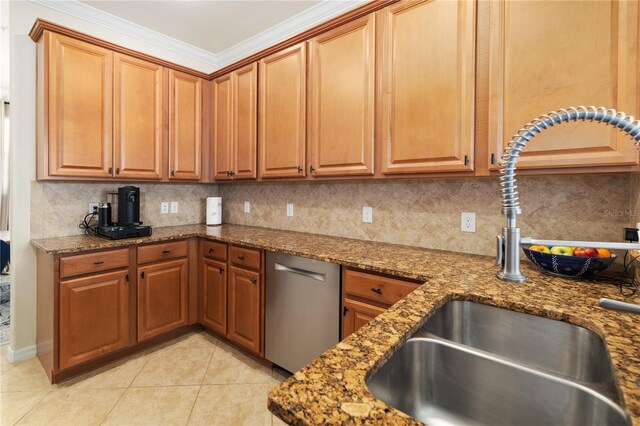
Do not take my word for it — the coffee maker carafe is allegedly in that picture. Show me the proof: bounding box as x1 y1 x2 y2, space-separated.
117 186 141 226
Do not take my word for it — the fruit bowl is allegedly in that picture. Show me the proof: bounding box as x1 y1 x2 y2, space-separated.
522 247 617 278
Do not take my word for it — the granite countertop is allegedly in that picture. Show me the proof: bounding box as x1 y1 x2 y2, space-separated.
31 224 640 424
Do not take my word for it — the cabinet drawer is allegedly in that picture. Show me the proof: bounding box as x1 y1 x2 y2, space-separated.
343 268 418 306
229 245 261 270
60 249 130 279
137 241 188 264
202 240 227 262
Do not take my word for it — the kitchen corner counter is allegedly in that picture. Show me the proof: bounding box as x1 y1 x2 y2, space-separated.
31 224 640 424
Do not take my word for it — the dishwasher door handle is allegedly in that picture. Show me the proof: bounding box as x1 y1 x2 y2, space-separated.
274 263 326 282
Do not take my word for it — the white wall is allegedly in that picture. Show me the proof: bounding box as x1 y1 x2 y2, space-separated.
7 0 212 359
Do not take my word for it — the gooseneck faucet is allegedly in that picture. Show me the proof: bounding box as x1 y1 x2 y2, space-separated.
496 106 640 283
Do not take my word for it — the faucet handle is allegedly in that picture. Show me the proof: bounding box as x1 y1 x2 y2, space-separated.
496 234 505 266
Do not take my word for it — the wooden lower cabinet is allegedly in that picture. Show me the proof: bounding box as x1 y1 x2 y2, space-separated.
201 258 227 334
227 266 262 354
59 269 131 370
137 258 189 341
342 298 385 339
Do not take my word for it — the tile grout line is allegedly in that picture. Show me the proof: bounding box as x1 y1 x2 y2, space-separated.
9 389 53 426
185 344 216 425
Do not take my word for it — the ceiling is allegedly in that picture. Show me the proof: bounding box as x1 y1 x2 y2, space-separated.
78 0 323 54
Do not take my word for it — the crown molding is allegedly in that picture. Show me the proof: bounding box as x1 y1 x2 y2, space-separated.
28 0 219 70
216 0 366 68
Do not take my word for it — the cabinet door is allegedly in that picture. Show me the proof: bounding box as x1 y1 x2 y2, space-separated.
137 258 188 341
227 266 261 354
488 0 639 169
259 43 306 178
114 53 163 179
168 70 202 180
212 73 233 180
201 258 227 335
233 63 258 179
59 269 130 369
378 0 476 174
342 298 386 340
308 15 375 177
47 32 113 178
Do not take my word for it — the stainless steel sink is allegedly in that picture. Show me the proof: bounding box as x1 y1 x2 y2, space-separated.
366 301 629 426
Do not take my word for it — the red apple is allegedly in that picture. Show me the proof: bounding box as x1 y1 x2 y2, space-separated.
573 247 598 257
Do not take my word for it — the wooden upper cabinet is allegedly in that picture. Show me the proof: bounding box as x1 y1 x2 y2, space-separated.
168 70 202 180
212 73 233 180
114 54 164 179
59 269 130 369
46 32 113 178
308 15 375 177
378 0 476 174
259 43 307 178
212 63 258 181
234 64 258 179
488 0 640 170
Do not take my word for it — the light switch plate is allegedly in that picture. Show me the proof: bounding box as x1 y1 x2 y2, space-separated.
461 212 476 232
170 201 179 214
362 206 373 223
161 202 169 214
244 201 251 213
286 203 294 217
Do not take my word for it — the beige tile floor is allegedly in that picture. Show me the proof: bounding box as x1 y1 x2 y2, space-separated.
0 331 290 426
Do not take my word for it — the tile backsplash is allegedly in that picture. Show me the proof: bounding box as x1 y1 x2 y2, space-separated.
30 182 218 239
219 174 636 256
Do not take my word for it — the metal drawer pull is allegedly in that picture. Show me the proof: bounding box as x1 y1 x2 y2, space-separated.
94 260 104 265
208 248 214 254
371 288 382 295
162 250 171 254
237 255 245 260
219 267 225 274
250 279 257 285
274 263 326 282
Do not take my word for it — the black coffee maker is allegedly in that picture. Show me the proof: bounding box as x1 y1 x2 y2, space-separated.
96 186 152 240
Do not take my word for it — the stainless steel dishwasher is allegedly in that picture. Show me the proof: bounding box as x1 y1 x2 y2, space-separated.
265 251 341 373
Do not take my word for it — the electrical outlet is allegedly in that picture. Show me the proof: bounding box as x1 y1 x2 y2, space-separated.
286 203 294 217
362 206 373 223
170 201 179 214
160 202 169 214
244 201 251 213
461 212 476 233
88 202 99 214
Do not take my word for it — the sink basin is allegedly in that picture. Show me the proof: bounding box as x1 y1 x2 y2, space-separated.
418 300 616 384
367 338 629 426
366 301 629 426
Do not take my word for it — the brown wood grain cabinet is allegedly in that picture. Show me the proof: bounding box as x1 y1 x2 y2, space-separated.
377 0 476 174
137 258 189 341
341 267 419 339
487 0 640 170
228 266 262 354
114 53 164 179
43 32 114 178
59 269 131 370
259 43 307 178
212 63 258 180
201 258 228 335
168 70 203 180
308 15 375 177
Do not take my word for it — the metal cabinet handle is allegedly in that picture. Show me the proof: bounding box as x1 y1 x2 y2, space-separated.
274 263 326 282
115 167 120 175
170 170 175 177
309 165 315 173
237 255 245 261
208 248 214 254
343 306 349 316
162 250 171 254
94 260 104 265
250 278 257 285
108 167 113 174
297 165 302 173
219 267 225 274
141 271 145 279
371 288 382 295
